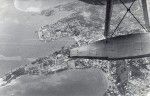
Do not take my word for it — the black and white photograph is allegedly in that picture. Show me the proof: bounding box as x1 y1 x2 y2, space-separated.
0 0 150 96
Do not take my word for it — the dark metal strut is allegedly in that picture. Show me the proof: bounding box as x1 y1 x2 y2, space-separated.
104 0 113 38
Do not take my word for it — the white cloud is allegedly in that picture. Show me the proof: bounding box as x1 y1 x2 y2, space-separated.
26 7 40 12
0 17 20 24
0 34 12 37
14 0 42 13
147 92 150 96
26 58 36 62
0 55 22 61
24 39 40 41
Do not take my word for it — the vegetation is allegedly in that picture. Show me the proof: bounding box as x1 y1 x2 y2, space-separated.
1 0 150 96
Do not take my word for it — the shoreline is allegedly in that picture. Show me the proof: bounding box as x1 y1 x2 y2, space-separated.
0 63 105 87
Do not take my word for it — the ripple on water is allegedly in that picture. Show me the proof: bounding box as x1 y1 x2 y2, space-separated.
0 68 108 96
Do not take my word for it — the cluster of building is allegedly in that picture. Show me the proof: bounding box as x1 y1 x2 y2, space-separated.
1 67 26 86
37 4 105 45
1 1 150 96
1 40 150 96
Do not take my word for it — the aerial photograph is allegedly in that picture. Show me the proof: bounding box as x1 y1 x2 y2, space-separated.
0 0 150 96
